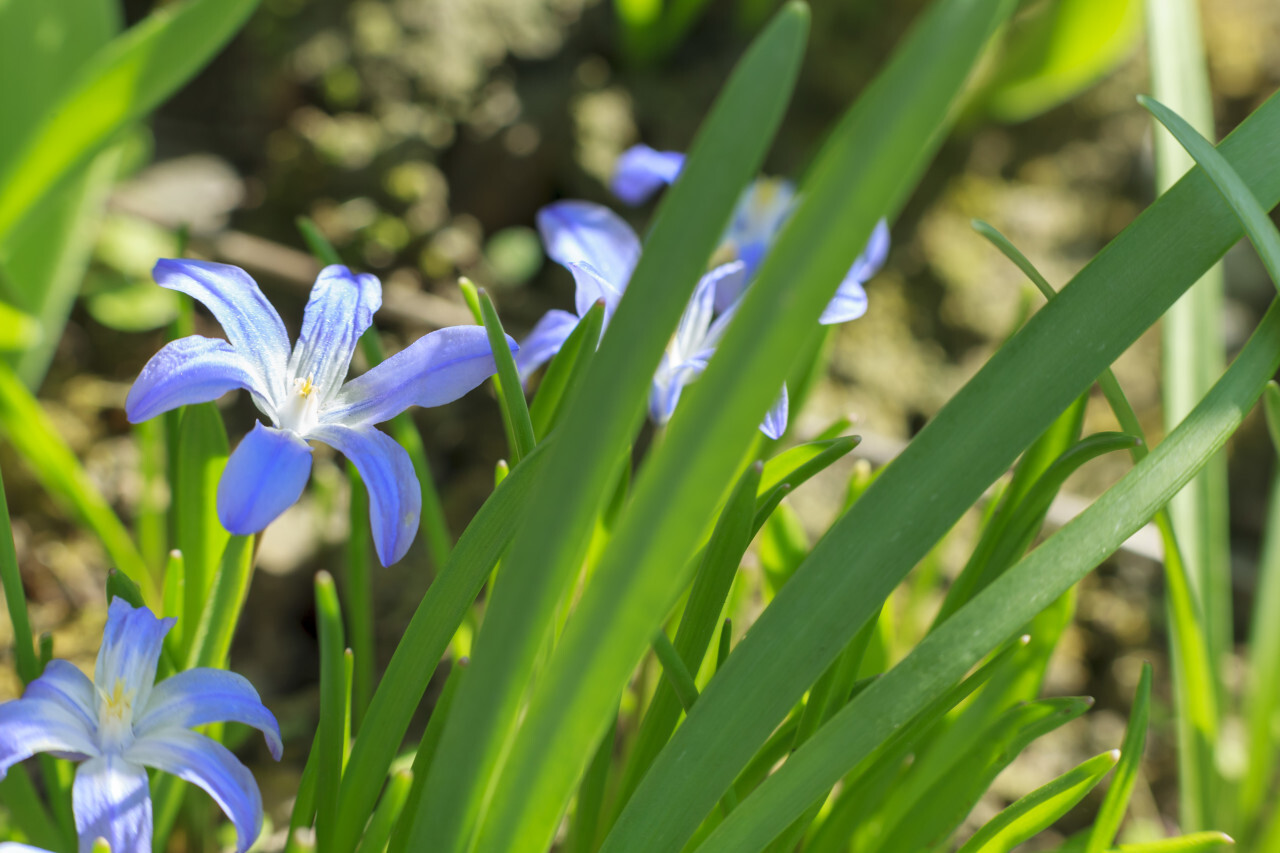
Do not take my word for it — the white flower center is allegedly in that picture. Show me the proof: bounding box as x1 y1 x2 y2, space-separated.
276 375 323 435
97 678 136 752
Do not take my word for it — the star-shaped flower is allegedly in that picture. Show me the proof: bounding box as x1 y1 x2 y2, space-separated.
611 143 891 324
126 261 512 565
0 600 282 853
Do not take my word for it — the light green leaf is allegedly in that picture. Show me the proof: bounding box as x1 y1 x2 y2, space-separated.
959 749 1119 853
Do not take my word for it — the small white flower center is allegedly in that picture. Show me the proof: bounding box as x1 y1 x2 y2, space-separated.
97 678 135 751
276 375 323 435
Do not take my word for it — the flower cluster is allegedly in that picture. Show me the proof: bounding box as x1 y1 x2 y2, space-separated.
519 144 889 439
0 600 281 853
126 261 513 565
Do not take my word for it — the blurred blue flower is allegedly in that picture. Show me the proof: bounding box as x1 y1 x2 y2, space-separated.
527 201 785 437
649 262 790 439
0 600 282 853
127 261 512 565
611 144 890 323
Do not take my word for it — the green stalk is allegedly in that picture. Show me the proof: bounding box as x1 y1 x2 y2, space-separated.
0 465 39 684
1145 0 1229 829
315 571 349 853
345 463 374 728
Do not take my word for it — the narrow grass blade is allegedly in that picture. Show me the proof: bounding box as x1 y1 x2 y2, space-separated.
757 436 859 497
315 571 348 853
0 0 260 240
0 767 64 851
173 402 229 659
529 300 606 440
958 749 1119 853
690 291 1280 853
613 462 762 815
609 88 1280 853
331 445 547 852
477 289 535 464
0 465 39 684
652 630 701 711
411 7 810 851
355 769 413 853
567 712 617 853
1146 3 1231 830
345 464 374 729
184 533 254 669
386 658 468 853
1116 834 1235 852
1087 662 1152 853
0 362 154 600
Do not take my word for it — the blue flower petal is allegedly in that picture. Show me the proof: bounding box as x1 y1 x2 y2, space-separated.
612 145 685 205
72 755 151 853
217 422 314 535
95 599 174 714
287 265 382 401
847 218 890 285
515 309 581 380
760 384 789 439
725 178 796 277
311 424 421 566
707 261 748 316
135 669 283 761
126 728 263 853
649 357 704 427
819 219 888 325
125 335 272 423
567 261 626 322
674 264 743 361
537 201 640 290
22 660 96 731
323 326 510 428
153 259 290 390
0 695 98 777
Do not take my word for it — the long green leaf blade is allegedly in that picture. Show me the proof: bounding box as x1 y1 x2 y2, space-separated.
0 0 260 240
609 86 1280 853
407 7 810 852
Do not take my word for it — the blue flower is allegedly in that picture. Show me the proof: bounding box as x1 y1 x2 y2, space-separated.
525 201 785 437
126 261 512 565
611 144 890 324
0 600 282 853
649 261 790 439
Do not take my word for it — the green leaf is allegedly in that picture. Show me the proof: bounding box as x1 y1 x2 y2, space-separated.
688 258 1280 853
1145 2 1230 831
0 361 154 600
315 571 348 853
0 301 40 352
0 465 39 685
528 301 606 440
331 444 549 852
408 7 810 852
0 0 261 241
477 289 535 464
488 0 1028 845
1115 834 1235 852
0 0 118 387
976 0 1143 122
870 697 1094 852
958 749 1119 853
173 403 230 659
613 462 763 818
1087 662 1152 853
607 81 1280 853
